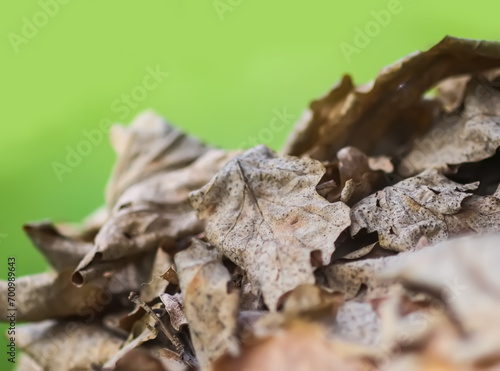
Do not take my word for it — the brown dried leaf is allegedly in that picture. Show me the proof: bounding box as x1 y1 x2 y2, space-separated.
111 347 188 371
190 145 351 309
103 311 159 369
74 150 237 281
72 249 156 295
17 320 123 371
351 169 477 251
175 239 239 370
214 322 374 371
284 36 500 161
0 270 103 322
106 111 208 207
317 146 393 205
401 73 500 175
22 221 92 271
380 234 500 363
254 284 343 338
112 349 168 371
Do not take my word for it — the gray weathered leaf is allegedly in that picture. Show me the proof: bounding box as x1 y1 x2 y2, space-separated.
351 169 477 251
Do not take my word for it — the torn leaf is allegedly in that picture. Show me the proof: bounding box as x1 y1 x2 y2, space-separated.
284 36 500 161
75 150 237 281
106 111 209 207
350 169 477 251
22 221 92 271
400 73 500 175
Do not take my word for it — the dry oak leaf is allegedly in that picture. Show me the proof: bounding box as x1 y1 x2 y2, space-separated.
22 220 92 271
283 36 500 161
351 169 478 252
189 145 351 310
17 320 123 371
106 110 208 208
0 270 103 322
446 194 500 235
175 239 240 371
74 150 238 283
380 234 500 364
400 73 500 175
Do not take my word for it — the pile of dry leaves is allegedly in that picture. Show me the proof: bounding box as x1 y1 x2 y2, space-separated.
4 36 500 371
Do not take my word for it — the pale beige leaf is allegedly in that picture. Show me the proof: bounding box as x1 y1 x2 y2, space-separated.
112 349 167 371
190 145 351 309
175 239 239 371
17 353 43 371
214 322 375 371
380 234 500 363
159 293 188 331
111 347 187 371
17 320 123 371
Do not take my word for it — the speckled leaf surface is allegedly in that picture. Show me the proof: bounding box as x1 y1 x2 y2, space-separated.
190 145 351 310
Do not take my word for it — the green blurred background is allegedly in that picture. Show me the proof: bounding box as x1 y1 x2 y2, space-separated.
0 0 498 369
